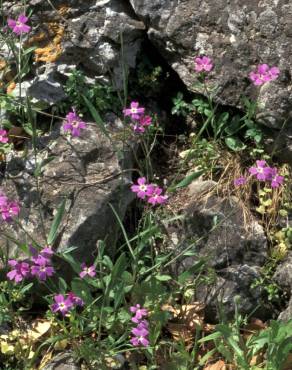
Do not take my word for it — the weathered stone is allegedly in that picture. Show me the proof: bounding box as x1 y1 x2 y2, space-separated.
0 121 134 263
274 252 292 320
166 181 268 318
2 0 145 104
130 0 292 161
43 352 80 370
196 265 270 321
169 192 267 274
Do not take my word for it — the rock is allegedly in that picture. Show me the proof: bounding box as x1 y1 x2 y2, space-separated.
130 0 292 162
0 121 134 264
169 193 267 274
166 181 268 319
2 0 145 105
43 352 80 370
196 265 269 321
274 252 292 320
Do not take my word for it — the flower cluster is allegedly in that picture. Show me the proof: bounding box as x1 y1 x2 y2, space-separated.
0 129 8 144
7 14 31 35
51 292 84 316
62 109 86 137
194 56 213 73
0 190 20 222
194 56 280 87
123 101 153 134
130 304 149 347
249 64 280 86
234 160 284 188
7 246 55 283
249 160 284 187
131 177 168 205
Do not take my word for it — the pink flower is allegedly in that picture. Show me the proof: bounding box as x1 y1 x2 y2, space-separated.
234 177 247 186
267 168 284 188
7 260 30 283
248 160 271 181
79 263 96 278
249 64 280 86
1 201 20 222
130 326 150 346
51 294 73 316
123 101 145 120
133 124 146 134
139 115 152 127
131 177 154 199
7 14 31 35
31 262 54 281
0 129 8 143
63 109 86 137
194 56 213 73
147 186 168 205
132 116 152 134
130 304 148 323
67 292 84 307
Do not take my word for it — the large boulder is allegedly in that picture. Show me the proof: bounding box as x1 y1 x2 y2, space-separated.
273 252 292 321
0 120 134 262
130 0 292 162
1 0 145 104
165 180 269 319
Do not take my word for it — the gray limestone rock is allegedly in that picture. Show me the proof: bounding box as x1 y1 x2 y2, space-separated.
42 352 80 370
130 0 292 162
274 252 292 320
0 121 134 263
166 181 268 318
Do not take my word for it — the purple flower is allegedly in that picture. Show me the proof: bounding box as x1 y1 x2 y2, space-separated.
51 294 73 316
0 129 8 143
249 64 280 86
234 177 247 186
137 320 149 329
123 101 145 120
194 56 213 73
130 327 150 347
68 292 84 307
1 201 20 222
248 160 271 181
40 246 54 259
7 14 31 35
131 177 154 199
147 186 168 205
31 262 54 281
79 263 96 278
7 260 30 283
133 124 146 134
63 109 86 137
267 168 284 188
139 115 152 127
130 304 148 323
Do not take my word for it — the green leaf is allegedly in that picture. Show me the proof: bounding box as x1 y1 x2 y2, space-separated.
58 277 67 293
155 274 172 281
171 169 205 190
225 136 246 151
47 198 66 245
82 95 110 139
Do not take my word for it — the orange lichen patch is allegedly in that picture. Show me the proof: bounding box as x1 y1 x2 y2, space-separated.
6 81 16 94
34 43 63 63
57 5 71 16
26 23 65 63
0 59 7 70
